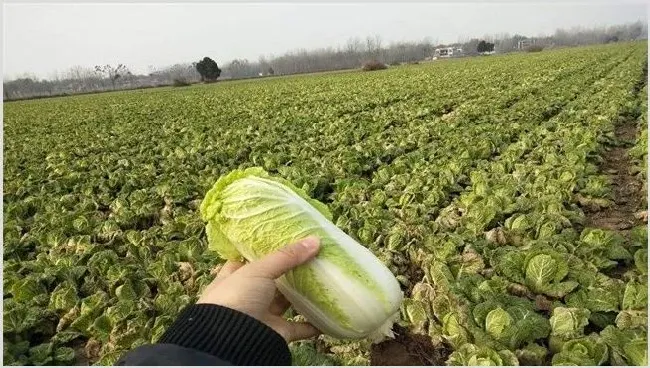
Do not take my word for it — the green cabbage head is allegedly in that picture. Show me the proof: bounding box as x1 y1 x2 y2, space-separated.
200 167 403 341
447 343 520 366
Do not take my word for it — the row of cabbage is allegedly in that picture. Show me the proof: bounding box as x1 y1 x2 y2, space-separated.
630 83 648 203
328 46 633 262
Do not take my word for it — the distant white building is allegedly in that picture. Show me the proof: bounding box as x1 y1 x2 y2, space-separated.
434 46 463 58
517 39 536 50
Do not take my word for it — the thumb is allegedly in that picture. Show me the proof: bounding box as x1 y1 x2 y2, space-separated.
280 320 321 342
242 236 320 279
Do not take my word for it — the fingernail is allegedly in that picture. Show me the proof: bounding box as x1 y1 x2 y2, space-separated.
300 237 320 252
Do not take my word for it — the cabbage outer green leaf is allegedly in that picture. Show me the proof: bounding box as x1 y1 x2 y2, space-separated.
622 281 648 310
551 334 608 366
549 307 591 339
600 325 647 366
447 343 520 366
486 307 513 341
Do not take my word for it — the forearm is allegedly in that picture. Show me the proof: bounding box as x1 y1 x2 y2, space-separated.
116 304 292 366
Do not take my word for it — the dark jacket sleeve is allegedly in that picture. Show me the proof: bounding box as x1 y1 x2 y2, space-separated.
116 304 292 366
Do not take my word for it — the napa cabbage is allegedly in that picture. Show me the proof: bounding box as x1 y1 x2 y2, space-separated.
200 167 403 341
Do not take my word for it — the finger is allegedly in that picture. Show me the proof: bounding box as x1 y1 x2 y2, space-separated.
216 261 245 279
241 236 320 279
269 291 291 315
210 260 243 277
203 261 245 294
282 321 321 342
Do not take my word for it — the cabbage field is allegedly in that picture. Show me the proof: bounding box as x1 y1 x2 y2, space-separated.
3 41 648 366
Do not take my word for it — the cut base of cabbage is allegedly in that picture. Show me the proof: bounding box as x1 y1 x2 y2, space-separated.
367 311 400 344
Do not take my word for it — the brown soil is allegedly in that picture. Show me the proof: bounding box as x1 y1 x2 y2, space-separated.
370 325 451 366
584 122 645 233
403 263 425 295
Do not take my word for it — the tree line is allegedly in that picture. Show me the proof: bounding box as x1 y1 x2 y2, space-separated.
4 21 646 101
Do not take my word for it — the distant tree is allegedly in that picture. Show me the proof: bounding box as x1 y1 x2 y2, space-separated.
461 38 481 56
477 40 495 53
258 56 272 76
365 34 383 59
267 67 275 75
195 57 221 82
94 64 131 90
477 40 486 53
228 59 247 78
42 80 54 95
66 66 95 80
148 63 200 85
226 59 261 79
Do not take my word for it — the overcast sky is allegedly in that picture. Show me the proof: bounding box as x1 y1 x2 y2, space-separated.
3 2 648 79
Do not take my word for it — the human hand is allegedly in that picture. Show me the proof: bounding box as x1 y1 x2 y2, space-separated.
198 236 321 343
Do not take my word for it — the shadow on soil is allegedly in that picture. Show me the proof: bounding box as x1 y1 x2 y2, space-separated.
370 325 451 366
